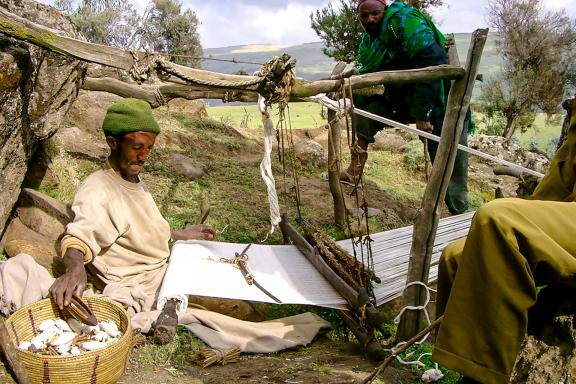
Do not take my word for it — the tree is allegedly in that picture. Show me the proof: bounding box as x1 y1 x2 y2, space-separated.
54 0 140 48
480 0 576 139
310 0 444 63
53 0 202 67
139 0 202 68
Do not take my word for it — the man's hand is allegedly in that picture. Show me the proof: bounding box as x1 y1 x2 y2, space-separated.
49 248 87 310
171 224 216 241
416 119 434 133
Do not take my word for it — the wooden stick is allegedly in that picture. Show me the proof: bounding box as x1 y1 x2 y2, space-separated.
397 29 488 341
0 319 31 384
327 62 347 227
362 315 444 384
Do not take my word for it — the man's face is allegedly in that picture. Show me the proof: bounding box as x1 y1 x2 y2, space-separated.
358 1 386 36
107 131 157 182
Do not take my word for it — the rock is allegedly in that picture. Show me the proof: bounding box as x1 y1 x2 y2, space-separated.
1 217 65 276
167 153 207 180
511 315 576 383
294 139 325 167
372 131 411 153
61 90 122 134
15 188 73 239
468 134 550 175
161 98 208 119
0 0 85 237
511 286 576 383
53 126 108 161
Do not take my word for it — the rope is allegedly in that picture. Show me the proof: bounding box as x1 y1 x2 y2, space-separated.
308 95 546 179
156 57 264 88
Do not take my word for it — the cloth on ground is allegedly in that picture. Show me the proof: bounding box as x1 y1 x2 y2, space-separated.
132 309 330 353
0 253 54 315
0 253 330 353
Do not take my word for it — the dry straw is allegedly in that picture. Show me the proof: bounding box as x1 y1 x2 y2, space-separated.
190 346 241 368
6 296 132 384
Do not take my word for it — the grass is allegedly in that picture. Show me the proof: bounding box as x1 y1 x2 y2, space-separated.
129 327 206 370
396 344 462 384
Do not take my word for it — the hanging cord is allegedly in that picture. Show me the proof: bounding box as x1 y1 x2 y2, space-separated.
282 104 304 221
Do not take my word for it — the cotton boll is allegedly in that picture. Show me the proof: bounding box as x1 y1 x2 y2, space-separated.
82 324 100 335
54 319 72 332
99 320 120 338
38 319 56 332
56 344 71 355
81 341 106 351
422 368 444 383
50 332 76 346
18 341 31 351
93 331 109 343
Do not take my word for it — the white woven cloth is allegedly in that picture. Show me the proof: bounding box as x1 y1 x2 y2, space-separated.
157 212 474 310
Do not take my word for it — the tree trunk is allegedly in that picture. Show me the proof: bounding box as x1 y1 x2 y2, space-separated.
557 98 575 151
503 114 518 140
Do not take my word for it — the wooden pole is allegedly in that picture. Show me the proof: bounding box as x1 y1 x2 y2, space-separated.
0 319 31 384
327 62 347 227
396 29 488 341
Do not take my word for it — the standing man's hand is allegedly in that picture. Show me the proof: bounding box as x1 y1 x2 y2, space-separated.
171 224 216 241
416 119 434 133
49 248 88 310
416 120 434 144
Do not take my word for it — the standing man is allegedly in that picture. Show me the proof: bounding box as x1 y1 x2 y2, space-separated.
49 98 215 343
344 0 469 215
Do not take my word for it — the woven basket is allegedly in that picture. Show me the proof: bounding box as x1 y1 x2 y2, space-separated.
6 296 132 384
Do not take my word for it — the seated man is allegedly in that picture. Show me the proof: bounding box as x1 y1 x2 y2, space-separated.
49 98 215 343
432 105 576 383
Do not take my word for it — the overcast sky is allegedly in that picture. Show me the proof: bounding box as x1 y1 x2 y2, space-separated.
40 0 576 48
182 0 576 48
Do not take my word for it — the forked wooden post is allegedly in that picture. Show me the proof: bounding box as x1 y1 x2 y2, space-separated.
396 29 488 341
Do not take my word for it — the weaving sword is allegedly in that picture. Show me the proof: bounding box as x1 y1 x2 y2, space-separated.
222 243 282 304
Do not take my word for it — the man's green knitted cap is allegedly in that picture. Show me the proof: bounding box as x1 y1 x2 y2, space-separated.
102 98 160 136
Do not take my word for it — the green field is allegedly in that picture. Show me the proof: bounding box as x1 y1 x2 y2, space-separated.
207 103 563 155
207 102 324 130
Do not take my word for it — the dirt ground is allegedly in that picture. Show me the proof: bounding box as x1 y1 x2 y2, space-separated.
118 337 415 384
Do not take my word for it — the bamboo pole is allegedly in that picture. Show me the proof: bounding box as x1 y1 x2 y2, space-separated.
396 29 488 341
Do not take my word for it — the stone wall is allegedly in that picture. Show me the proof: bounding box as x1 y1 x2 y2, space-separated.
0 0 85 239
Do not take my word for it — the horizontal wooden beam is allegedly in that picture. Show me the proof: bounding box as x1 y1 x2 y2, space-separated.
1 5 465 100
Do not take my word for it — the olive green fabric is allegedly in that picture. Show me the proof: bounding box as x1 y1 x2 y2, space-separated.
102 98 160 136
432 113 576 383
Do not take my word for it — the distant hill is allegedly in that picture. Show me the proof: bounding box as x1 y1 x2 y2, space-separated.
203 33 502 83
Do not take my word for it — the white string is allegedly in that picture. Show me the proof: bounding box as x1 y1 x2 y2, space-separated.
377 282 438 369
306 94 545 179
258 94 281 237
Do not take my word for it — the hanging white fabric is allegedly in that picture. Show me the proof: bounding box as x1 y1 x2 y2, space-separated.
258 94 281 237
